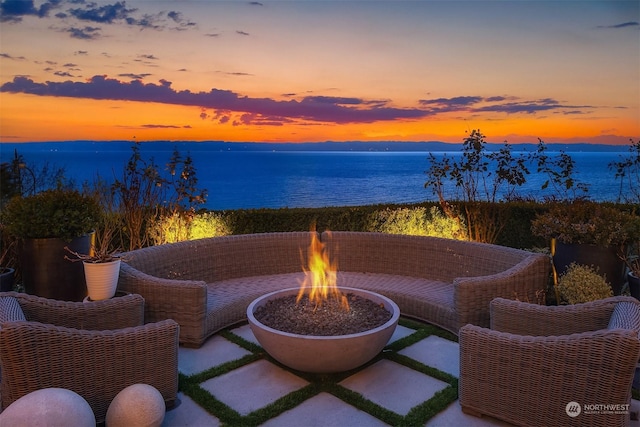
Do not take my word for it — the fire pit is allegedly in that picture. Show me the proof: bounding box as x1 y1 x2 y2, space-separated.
247 231 399 373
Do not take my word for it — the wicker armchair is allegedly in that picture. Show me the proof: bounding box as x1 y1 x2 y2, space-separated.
459 296 640 427
0 292 179 424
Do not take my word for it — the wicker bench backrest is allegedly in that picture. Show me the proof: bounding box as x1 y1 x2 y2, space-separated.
323 232 531 282
125 232 316 282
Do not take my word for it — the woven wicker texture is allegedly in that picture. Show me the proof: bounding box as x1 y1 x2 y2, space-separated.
0 293 179 424
460 296 640 427
609 301 640 337
325 232 551 332
0 296 25 325
119 232 314 346
120 232 550 346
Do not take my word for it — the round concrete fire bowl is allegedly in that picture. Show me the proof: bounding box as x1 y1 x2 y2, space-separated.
247 287 399 373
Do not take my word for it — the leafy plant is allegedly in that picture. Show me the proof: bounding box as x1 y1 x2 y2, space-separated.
0 150 71 208
531 201 640 247
67 178 123 263
531 140 589 201
609 138 640 204
424 129 530 242
557 263 613 304
111 143 208 250
1 189 101 241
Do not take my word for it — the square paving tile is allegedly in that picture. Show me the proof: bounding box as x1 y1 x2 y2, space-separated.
339 359 449 416
178 335 252 375
261 392 390 427
389 324 416 344
229 323 260 346
161 392 221 427
200 359 310 415
399 335 460 377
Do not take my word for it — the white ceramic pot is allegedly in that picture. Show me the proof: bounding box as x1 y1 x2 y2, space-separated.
83 259 121 301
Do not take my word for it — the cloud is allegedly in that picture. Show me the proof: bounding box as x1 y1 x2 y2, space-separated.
0 75 597 124
0 75 429 124
67 25 101 40
167 10 196 30
236 30 250 36
118 73 152 80
420 96 483 108
0 52 27 60
141 124 192 129
68 1 136 24
419 95 593 115
0 0 60 23
597 21 639 29
138 54 159 60
2 0 199 36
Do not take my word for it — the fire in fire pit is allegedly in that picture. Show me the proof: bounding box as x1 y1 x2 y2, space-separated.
296 231 348 311
247 230 399 373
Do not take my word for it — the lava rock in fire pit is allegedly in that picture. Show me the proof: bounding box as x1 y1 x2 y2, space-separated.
253 293 392 336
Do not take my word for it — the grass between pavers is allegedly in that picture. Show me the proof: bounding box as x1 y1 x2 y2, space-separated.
179 318 459 427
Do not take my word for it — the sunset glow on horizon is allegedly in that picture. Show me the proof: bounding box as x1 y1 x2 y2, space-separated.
0 0 638 145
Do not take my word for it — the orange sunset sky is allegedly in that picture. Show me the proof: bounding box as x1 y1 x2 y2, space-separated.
0 0 638 145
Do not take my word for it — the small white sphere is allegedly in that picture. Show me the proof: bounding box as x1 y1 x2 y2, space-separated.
106 383 165 427
0 388 95 427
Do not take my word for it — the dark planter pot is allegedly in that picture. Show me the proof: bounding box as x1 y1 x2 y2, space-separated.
552 241 627 296
628 272 640 300
0 267 15 292
18 235 92 302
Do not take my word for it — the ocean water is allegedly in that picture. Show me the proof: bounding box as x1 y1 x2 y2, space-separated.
0 141 630 210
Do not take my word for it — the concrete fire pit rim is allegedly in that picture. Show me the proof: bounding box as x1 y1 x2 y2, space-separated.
247 286 400 340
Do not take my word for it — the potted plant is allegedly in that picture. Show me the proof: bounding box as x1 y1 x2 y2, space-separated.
65 210 124 301
1 189 101 301
531 201 639 298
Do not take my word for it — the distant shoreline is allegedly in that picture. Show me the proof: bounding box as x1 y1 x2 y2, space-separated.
0 140 631 153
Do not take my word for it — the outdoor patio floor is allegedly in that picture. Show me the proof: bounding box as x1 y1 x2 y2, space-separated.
162 319 640 427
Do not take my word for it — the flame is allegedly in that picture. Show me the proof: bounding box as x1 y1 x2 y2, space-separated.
297 230 349 311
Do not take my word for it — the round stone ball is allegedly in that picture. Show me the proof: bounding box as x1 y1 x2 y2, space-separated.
106 383 165 427
0 388 95 427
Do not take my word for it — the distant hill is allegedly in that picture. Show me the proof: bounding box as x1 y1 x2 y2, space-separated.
3 140 629 154
182 140 628 153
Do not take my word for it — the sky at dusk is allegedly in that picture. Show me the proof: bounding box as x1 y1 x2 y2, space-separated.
0 0 638 145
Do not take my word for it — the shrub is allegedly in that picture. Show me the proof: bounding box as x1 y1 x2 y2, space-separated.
366 206 466 239
189 212 232 240
1 189 101 240
148 211 232 244
531 201 640 247
557 263 613 304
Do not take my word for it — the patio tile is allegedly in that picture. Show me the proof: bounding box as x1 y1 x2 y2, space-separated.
338 359 449 416
399 335 460 377
425 400 513 427
161 392 221 427
228 323 260 346
178 335 252 375
389 324 416 344
261 392 390 427
200 359 310 416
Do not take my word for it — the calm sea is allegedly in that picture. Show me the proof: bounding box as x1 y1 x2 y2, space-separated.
0 141 630 210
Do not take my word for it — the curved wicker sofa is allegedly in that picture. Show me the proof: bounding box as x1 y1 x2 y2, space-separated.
119 232 550 347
